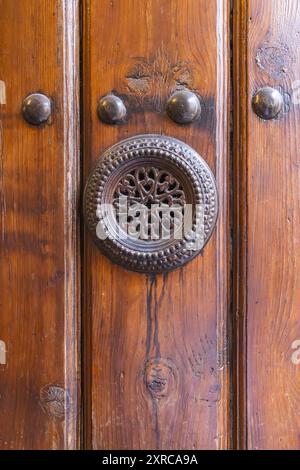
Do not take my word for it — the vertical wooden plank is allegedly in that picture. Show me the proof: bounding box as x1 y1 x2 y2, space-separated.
232 0 249 450
234 0 300 449
0 0 80 449
83 0 230 449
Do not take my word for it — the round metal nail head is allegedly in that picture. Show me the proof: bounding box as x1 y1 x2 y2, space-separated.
97 95 127 124
252 87 283 120
22 93 51 126
166 90 201 124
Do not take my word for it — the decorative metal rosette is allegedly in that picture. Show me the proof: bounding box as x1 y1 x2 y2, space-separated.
83 134 218 273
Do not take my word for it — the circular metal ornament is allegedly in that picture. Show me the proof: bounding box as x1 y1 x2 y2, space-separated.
84 134 218 273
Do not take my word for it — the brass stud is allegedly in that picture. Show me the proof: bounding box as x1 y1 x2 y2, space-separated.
97 94 127 124
166 90 201 124
22 93 51 126
252 87 283 120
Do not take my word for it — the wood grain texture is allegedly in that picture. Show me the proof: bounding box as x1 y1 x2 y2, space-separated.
0 0 80 449
83 0 230 449
234 0 300 449
232 0 249 450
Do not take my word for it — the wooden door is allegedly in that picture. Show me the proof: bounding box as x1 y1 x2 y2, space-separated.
82 0 230 450
233 0 300 450
0 0 80 450
0 0 300 451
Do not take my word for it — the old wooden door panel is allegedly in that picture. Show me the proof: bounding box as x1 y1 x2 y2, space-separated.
83 0 230 449
234 0 300 449
0 0 80 449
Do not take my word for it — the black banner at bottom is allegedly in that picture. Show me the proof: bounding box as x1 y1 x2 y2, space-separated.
0 450 299 466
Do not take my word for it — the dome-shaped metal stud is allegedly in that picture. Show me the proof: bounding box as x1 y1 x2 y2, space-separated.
97 94 127 124
252 87 283 120
22 93 51 126
166 90 201 124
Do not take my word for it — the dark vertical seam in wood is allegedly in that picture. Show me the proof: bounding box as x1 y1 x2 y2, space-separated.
145 273 161 449
79 0 85 451
229 0 234 450
82 0 92 450
153 277 161 360
146 274 155 361
232 0 248 450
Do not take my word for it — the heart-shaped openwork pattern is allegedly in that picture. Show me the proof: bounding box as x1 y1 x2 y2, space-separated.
83 135 218 273
113 166 186 207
